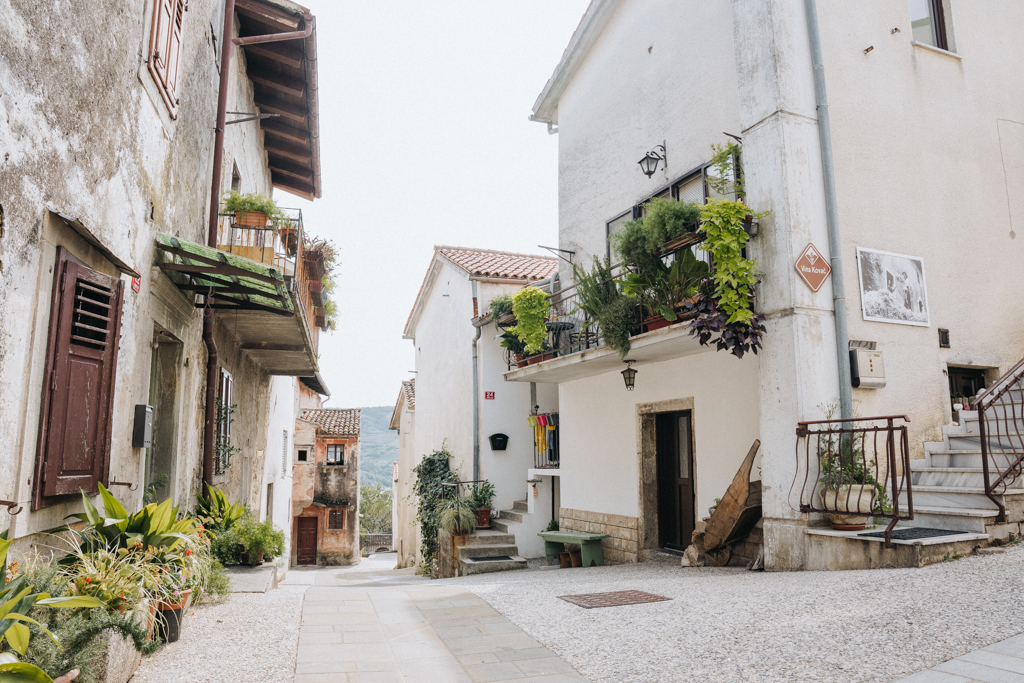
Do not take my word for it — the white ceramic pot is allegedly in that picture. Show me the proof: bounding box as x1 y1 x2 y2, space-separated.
820 484 876 530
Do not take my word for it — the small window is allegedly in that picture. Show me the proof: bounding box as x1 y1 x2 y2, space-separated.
909 0 948 50
328 508 346 530
938 328 950 348
297 449 308 462
326 444 345 466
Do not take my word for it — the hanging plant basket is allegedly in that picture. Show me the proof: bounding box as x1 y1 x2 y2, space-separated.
314 306 327 329
308 279 324 306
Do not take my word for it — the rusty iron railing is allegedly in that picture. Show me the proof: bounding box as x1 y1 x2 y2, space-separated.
793 415 913 547
972 357 1024 522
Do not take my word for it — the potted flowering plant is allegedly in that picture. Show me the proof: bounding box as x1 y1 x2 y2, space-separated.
153 564 191 643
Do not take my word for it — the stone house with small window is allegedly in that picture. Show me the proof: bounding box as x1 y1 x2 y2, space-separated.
291 408 361 566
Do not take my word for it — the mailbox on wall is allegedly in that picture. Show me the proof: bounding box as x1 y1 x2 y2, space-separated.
133 405 153 448
850 349 886 389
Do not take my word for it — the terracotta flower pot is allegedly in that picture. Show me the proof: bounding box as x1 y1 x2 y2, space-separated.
155 588 192 612
558 552 572 569
235 210 268 227
643 316 673 333
515 354 528 369
240 547 265 566
526 353 554 365
821 485 875 531
476 507 492 529
569 550 582 568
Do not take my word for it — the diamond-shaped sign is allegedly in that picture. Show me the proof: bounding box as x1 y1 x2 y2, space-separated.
795 243 831 292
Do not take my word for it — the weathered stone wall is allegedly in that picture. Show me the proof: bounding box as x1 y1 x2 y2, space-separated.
289 431 359 566
559 507 639 565
0 0 282 539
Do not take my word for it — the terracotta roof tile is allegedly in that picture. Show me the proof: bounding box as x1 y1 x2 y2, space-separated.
436 246 558 281
402 379 415 409
301 408 360 436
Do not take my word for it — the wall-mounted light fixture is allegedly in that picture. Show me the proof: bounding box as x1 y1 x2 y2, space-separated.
638 143 666 178
621 360 638 391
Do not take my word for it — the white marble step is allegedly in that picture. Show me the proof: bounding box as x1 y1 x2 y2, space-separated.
910 466 1024 489
900 485 1024 510
928 450 1011 468
946 433 1024 451
900 505 1000 533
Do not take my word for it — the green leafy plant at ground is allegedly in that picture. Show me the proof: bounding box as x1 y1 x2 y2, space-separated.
510 286 550 355
196 484 246 533
612 197 702 273
488 293 514 321
222 190 287 223
412 446 459 568
142 474 169 506
572 257 639 358
360 484 392 535
227 513 285 565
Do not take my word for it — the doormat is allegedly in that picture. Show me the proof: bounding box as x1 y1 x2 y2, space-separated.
466 556 513 562
858 527 969 541
558 590 671 609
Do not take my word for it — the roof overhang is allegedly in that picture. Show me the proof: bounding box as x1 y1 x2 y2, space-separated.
300 372 330 397
531 0 622 125
389 389 405 431
49 210 141 278
155 233 319 375
235 0 321 200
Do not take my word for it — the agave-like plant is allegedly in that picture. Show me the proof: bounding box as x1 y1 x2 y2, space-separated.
0 531 105 682
67 483 197 559
195 484 246 533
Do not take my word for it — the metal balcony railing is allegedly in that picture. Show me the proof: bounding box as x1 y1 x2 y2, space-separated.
791 416 914 547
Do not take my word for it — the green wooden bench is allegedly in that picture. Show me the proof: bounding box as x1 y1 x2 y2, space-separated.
538 531 609 567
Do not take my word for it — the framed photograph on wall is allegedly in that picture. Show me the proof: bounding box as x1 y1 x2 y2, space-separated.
856 247 930 327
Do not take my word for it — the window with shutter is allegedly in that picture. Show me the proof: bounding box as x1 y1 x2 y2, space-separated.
216 369 233 474
148 0 186 118
34 247 124 508
328 508 346 530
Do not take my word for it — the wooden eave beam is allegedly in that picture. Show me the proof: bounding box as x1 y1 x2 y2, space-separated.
249 71 305 98
269 161 313 183
272 176 315 200
243 41 303 69
235 0 301 31
261 118 309 145
253 93 308 126
264 138 313 164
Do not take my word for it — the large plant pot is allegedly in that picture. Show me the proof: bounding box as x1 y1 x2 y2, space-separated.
558 552 572 568
156 608 183 643
240 547 265 566
235 210 268 227
821 485 875 531
526 353 554 365
476 507 492 529
515 354 528 369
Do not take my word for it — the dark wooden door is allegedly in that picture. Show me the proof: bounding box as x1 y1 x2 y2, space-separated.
657 411 695 552
297 517 318 565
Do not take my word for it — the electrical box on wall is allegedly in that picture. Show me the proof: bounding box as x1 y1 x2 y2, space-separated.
850 349 885 389
133 405 153 448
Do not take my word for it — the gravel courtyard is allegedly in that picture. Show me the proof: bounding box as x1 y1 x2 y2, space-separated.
443 546 1024 683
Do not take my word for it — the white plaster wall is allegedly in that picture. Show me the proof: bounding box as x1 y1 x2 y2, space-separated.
558 351 760 520
477 282 559 512
555 0 742 271
261 375 295 558
394 405 418 568
410 261 475 478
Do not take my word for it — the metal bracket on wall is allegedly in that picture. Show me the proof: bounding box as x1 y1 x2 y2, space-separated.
109 480 139 492
226 111 280 126
0 500 23 515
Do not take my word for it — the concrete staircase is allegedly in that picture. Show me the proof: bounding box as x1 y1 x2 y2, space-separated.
913 406 1024 542
491 499 528 534
456 527 527 576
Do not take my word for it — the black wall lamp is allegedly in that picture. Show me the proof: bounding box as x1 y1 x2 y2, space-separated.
638 143 666 178
621 360 637 391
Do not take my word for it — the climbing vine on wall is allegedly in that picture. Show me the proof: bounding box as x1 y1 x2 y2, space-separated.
412 445 459 572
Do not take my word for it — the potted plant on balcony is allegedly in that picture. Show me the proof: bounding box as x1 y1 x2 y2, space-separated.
510 286 550 358
488 293 514 321
471 480 496 529
612 197 702 274
498 330 528 368
573 257 641 358
620 248 709 332
222 190 286 227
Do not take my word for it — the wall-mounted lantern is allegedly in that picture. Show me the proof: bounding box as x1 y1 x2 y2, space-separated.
622 360 638 391
638 144 666 178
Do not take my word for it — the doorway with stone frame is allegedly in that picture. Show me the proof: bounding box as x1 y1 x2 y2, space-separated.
637 397 697 559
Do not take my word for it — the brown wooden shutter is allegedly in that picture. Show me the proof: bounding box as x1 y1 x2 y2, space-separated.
147 0 184 117
35 248 124 503
217 369 233 473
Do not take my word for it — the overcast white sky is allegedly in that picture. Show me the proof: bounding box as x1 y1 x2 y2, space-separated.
276 1 590 409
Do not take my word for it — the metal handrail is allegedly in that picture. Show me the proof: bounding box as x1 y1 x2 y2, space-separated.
974 357 1024 521
792 415 913 547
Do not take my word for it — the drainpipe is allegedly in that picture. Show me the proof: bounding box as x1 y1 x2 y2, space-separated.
471 281 482 482
202 0 236 487
805 0 854 420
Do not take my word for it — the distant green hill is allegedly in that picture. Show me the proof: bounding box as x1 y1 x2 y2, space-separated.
359 405 399 488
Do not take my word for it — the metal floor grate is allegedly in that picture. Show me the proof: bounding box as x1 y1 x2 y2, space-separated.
858 527 969 541
558 590 671 609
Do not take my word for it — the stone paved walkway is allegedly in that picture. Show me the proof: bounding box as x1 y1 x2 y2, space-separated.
893 633 1024 683
281 554 587 682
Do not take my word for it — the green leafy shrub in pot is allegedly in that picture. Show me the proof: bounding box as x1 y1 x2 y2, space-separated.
221 190 287 224
497 329 527 356
698 198 762 326
619 249 709 322
470 481 496 510
196 484 246 533
572 257 640 358
612 197 702 273
488 293 514 321
231 513 285 565
510 286 550 354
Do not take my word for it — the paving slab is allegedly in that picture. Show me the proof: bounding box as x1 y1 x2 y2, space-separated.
224 563 278 592
893 632 1024 683
282 553 588 682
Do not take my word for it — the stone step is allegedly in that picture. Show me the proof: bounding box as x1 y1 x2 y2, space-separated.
946 433 1024 451
463 530 517 546
910 466 1024 489
490 518 511 533
457 543 520 560
928 450 1017 468
803 527 990 569
512 500 529 512
499 509 525 524
900 485 1024 510
901 505 999 533
459 555 528 575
